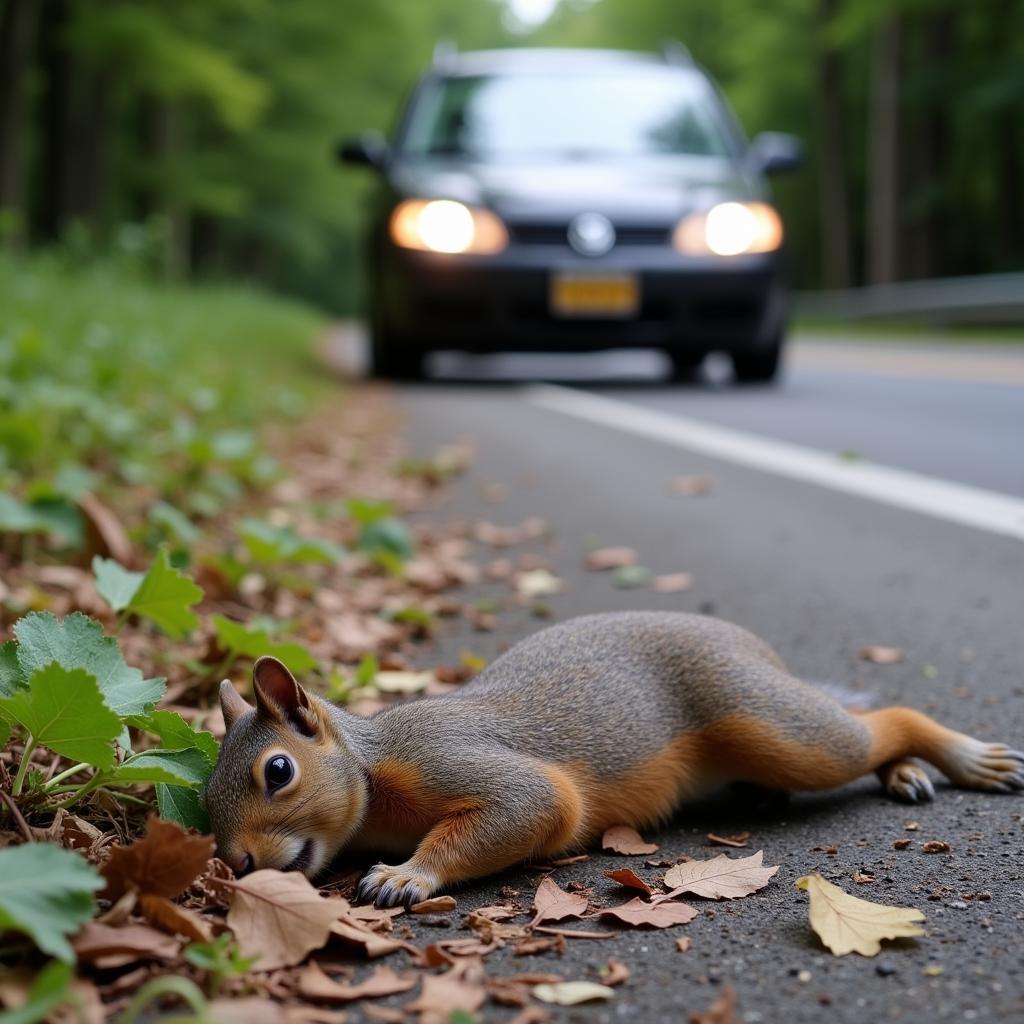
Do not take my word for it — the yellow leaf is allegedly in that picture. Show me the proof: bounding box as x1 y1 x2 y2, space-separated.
533 981 615 1005
796 873 925 957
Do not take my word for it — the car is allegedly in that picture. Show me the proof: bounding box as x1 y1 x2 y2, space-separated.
340 44 802 383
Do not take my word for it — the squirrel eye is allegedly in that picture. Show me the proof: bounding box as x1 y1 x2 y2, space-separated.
264 754 294 794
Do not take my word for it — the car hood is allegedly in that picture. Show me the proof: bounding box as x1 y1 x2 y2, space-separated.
388 155 763 223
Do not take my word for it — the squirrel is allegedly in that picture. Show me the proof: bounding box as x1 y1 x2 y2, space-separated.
205 611 1023 907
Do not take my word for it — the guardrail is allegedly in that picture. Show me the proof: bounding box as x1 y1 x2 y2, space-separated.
797 273 1024 325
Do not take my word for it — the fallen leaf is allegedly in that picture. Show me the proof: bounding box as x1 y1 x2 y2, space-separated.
138 893 213 942
611 565 652 589
547 854 589 867
532 926 615 940
513 934 566 956
663 850 778 900
796 873 925 956
78 492 133 565
219 870 346 970
601 826 658 856
100 817 214 902
852 872 876 885
514 569 564 599
600 959 630 986
405 961 486 1022
669 475 713 497
597 898 698 929
860 646 903 664
905 820 921 831
530 877 588 927
676 936 692 953
652 573 693 593
298 962 416 1002
532 981 614 1005
206 998 287 1024
894 839 913 850
72 921 180 963
604 868 653 895
411 896 456 914
707 832 749 849
922 841 951 854
374 671 434 694
331 915 408 958
690 986 739 1024
583 547 637 571
468 905 521 922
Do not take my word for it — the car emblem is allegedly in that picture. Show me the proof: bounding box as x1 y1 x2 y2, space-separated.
567 212 615 256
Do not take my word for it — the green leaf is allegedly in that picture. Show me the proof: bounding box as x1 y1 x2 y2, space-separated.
239 518 343 565
345 497 394 527
359 516 414 563
121 548 203 638
112 746 211 787
92 555 144 612
149 500 200 545
0 639 25 699
14 611 165 717
128 709 219 766
0 665 121 767
157 783 211 832
212 614 317 672
1 960 73 1024
0 843 104 962
0 494 84 547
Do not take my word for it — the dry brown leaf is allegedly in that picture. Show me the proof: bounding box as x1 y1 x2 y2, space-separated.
513 934 566 956
599 959 630 986
707 832 750 849
547 854 589 867
532 981 614 1005
467 904 521 922
405 961 486 1023
860 645 904 664
72 921 181 963
603 868 654 895
922 841 951 854
220 870 346 970
690 986 740 1024
298 962 416 1003
530 876 588 926
597 898 698 929
652 573 694 593
514 568 564 598
663 850 779 900
796 873 925 956
362 1007 406 1024
78 492 133 564
669 475 713 497
411 896 456 914
331 916 408 958
584 547 637 571
676 936 692 953
100 817 214 902
205 999 287 1024
601 825 659 856
138 893 213 942
533 926 615 940
507 1010 551 1024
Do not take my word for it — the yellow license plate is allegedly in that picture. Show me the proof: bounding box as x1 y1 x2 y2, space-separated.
550 274 640 318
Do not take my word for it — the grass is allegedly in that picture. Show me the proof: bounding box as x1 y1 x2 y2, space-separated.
0 252 329 507
794 317 1024 345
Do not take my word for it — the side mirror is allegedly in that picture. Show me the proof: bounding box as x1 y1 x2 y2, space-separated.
749 132 803 175
337 134 390 170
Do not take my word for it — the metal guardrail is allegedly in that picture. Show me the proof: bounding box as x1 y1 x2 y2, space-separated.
797 273 1024 325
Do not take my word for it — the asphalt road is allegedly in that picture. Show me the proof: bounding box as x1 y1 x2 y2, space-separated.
359 338 1024 1023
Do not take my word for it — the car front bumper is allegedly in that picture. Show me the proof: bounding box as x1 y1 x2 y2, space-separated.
373 244 789 354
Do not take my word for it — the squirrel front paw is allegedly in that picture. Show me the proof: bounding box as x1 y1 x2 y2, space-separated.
356 862 441 909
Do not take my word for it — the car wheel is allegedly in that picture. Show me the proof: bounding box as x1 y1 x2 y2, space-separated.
731 341 783 384
667 352 705 381
369 327 425 381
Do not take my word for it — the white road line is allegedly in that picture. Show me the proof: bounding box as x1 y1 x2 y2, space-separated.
524 384 1024 542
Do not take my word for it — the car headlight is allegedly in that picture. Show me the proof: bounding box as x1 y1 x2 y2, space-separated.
673 201 783 257
389 199 508 255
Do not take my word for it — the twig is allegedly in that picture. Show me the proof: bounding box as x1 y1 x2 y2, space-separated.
0 790 35 842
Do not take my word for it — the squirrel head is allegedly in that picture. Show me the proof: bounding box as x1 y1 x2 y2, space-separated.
204 656 367 878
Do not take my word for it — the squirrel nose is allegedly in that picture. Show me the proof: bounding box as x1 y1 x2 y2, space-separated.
233 852 254 877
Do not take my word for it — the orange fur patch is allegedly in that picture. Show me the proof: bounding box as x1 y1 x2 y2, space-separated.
853 707 962 768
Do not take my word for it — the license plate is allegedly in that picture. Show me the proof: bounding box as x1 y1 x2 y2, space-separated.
550 273 640 318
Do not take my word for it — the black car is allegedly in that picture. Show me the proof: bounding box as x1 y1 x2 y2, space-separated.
341 45 801 382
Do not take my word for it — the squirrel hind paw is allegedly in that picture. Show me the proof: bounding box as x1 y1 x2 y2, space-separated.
880 760 936 804
357 862 439 909
945 741 1024 793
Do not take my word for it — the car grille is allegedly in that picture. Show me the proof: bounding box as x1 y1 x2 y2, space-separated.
510 223 670 247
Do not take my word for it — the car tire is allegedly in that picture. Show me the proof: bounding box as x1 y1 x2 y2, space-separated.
731 341 783 384
368 327 424 381
667 352 705 381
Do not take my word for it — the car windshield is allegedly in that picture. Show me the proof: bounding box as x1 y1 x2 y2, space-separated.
402 69 734 160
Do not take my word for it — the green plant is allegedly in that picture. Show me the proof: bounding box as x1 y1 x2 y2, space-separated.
184 933 259 996
347 497 415 573
210 613 317 678
0 612 216 821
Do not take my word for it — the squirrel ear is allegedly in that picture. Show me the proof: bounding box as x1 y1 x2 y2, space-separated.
252 656 318 738
219 680 251 732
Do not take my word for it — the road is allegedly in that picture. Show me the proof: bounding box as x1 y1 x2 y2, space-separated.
364 337 1024 1023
